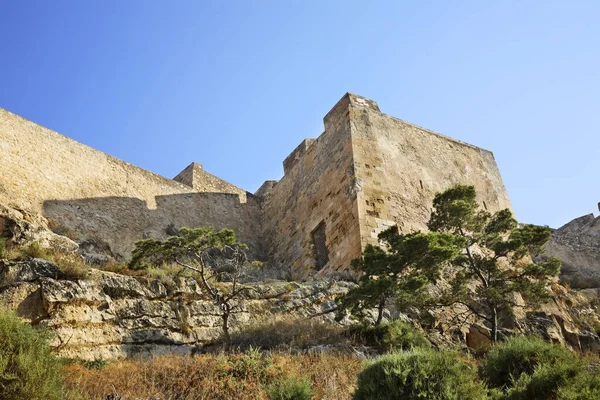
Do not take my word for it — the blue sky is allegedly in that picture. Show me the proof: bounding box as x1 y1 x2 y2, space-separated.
1 1 598 228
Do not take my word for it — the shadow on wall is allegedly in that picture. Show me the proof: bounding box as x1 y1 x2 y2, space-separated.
42 192 264 261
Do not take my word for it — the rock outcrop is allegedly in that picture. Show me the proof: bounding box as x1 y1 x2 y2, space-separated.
1 202 600 361
544 212 600 289
0 204 78 253
0 259 353 360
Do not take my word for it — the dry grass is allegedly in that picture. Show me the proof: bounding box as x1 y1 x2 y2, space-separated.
8 242 91 281
101 260 188 287
63 352 362 400
51 252 91 280
230 316 346 351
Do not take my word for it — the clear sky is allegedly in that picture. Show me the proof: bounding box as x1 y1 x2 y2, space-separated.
1 1 598 228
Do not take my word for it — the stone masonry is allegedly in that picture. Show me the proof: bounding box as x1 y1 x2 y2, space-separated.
259 94 513 279
0 93 513 279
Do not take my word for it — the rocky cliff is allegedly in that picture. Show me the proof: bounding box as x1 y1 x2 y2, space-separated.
0 258 352 360
544 210 600 289
2 203 600 361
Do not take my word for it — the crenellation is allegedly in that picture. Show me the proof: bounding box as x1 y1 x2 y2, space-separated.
0 92 513 279
282 139 316 175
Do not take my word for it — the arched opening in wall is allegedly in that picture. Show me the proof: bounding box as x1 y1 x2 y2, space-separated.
311 221 329 270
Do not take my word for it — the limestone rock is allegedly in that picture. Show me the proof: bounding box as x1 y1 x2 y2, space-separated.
99 272 155 299
465 324 491 350
77 239 111 264
0 203 78 253
0 258 64 282
0 265 354 361
543 212 600 289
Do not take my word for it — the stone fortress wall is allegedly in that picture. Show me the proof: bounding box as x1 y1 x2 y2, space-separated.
257 97 363 279
258 94 513 279
349 96 513 248
0 108 261 258
0 93 513 278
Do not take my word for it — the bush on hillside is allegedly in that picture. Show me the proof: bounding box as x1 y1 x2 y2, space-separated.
49 252 90 281
479 336 579 391
502 361 582 400
353 348 488 400
347 320 429 352
20 241 51 260
0 308 66 400
13 242 90 281
267 376 315 400
556 370 600 400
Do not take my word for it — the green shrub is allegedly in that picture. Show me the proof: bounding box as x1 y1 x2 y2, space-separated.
0 237 7 258
228 347 274 382
20 242 52 260
348 320 429 352
479 336 578 390
13 242 90 281
51 253 90 281
267 376 315 400
556 370 600 400
81 359 107 370
503 361 581 400
0 308 66 399
353 348 489 400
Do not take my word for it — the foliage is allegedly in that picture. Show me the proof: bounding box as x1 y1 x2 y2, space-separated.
8 242 90 280
503 361 581 400
347 320 429 352
426 185 561 341
20 241 52 259
337 231 459 325
556 370 600 400
341 185 560 340
128 226 255 351
480 336 587 399
81 359 108 370
479 336 578 390
228 346 275 382
50 252 91 280
267 376 315 400
0 308 66 400
353 348 489 400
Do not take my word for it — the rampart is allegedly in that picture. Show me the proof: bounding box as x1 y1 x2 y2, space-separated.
259 94 513 279
258 99 362 278
0 93 514 279
0 108 261 258
349 95 513 247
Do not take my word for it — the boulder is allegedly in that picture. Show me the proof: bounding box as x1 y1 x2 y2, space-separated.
0 258 64 282
0 203 78 253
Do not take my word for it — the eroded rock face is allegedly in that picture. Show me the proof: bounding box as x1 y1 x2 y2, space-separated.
544 213 600 289
0 262 354 360
0 204 78 253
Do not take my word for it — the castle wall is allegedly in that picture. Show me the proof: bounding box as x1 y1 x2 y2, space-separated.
349 96 514 246
0 94 514 278
0 108 261 258
259 97 362 279
173 162 248 202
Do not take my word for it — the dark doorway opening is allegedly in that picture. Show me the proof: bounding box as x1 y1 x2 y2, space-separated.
311 221 329 270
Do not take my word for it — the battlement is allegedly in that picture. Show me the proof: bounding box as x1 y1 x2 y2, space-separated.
174 162 248 202
0 93 512 279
